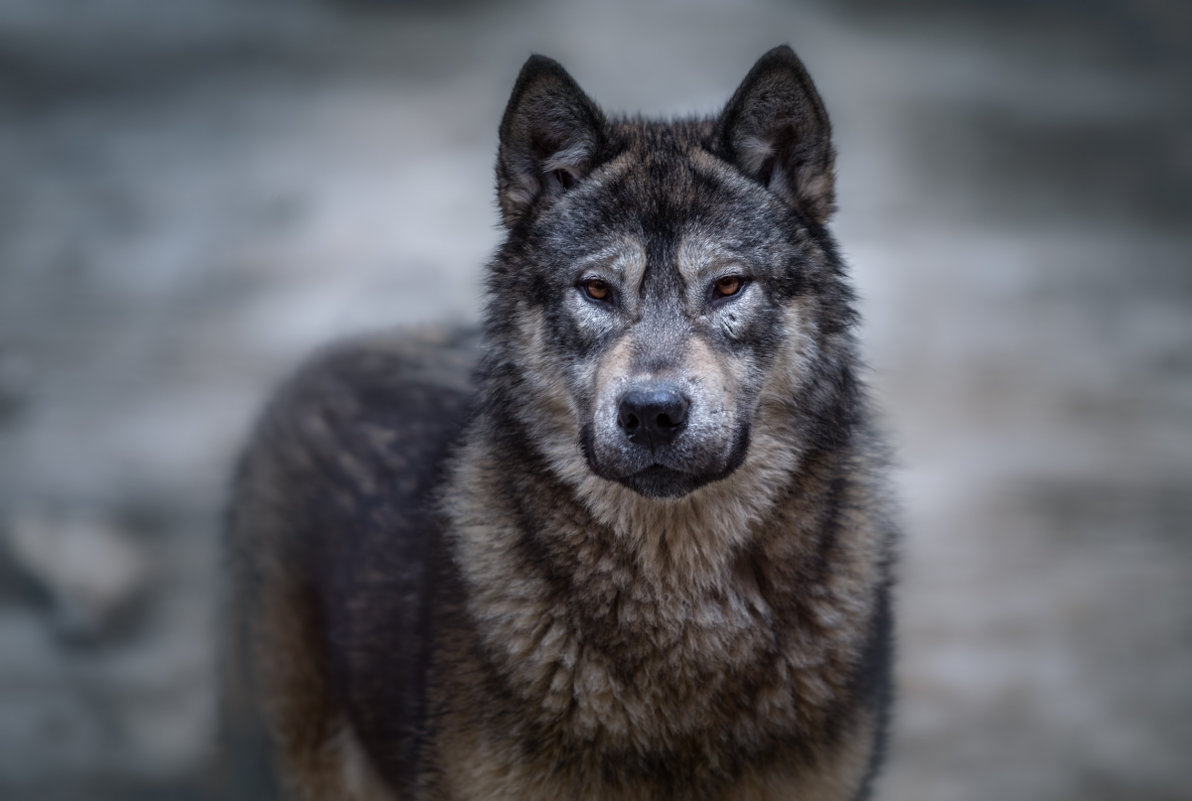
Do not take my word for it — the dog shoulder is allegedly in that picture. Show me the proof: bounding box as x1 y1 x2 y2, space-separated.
225 326 478 795
237 326 477 506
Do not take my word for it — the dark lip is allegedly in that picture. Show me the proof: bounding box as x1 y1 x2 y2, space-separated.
618 464 700 499
578 422 753 499
634 464 686 479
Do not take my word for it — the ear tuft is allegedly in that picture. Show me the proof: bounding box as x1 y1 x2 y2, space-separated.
714 45 837 225
496 55 606 228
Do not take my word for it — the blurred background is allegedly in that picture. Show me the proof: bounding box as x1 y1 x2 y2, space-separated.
1 0 1189 798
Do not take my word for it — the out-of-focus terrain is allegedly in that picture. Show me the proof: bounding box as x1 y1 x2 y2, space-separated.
1 1 1189 799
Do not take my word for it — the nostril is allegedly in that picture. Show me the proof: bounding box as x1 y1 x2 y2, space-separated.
617 387 690 448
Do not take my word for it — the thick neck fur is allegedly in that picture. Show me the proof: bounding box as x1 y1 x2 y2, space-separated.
443 360 886 765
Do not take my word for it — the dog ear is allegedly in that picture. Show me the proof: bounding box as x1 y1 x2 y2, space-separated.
497 55 607 228
714 46 836 225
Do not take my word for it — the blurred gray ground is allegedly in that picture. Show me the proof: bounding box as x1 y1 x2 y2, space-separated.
1 0 1190 798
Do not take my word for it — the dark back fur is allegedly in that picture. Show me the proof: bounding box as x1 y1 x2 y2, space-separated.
224 46 897 801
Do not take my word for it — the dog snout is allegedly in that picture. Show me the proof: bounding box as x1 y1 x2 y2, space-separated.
617 386 689 450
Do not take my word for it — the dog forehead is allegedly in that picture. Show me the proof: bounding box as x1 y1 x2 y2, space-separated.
537 129 785 288
570 235 648 284
610 147 778 245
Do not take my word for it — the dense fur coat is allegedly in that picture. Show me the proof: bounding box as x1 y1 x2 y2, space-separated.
224 46 897 801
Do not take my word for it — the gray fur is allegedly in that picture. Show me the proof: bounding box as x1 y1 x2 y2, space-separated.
223 45 897 801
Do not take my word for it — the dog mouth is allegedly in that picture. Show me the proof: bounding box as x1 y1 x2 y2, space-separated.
579 426 697 497
578 423 752 499
621 464 696 499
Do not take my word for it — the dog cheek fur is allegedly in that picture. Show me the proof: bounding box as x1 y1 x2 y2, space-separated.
499 305 594 485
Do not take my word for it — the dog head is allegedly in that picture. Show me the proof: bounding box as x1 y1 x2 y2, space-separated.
483 46 856 501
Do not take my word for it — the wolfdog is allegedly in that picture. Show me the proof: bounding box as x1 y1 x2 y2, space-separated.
224 45 896 800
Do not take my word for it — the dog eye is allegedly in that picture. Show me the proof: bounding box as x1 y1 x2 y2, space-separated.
712 275 745 299
582 278 611 301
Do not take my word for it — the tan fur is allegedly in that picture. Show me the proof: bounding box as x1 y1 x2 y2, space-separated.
226 48 894 801
434 322 886 797
432 710 873 801
726 711 878 801
228 277 887 801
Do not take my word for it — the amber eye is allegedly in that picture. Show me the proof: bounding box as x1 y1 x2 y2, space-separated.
583 278 611 301
713 275 744 299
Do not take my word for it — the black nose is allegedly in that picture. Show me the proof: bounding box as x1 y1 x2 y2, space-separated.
617 387 689 449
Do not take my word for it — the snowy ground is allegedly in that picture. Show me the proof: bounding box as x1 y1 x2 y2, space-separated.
1 1 1189 798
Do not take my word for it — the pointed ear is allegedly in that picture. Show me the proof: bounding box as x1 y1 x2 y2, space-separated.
496 55 607 228
713 46 836 225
